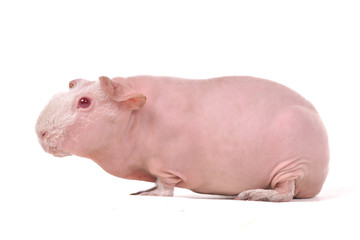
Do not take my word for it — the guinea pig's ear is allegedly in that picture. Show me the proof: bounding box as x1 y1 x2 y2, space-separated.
99 76 146 110
69 79 81 89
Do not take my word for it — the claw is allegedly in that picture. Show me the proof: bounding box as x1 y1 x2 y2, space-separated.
130 186 158 195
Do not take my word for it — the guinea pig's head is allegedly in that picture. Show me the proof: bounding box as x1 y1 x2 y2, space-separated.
35 76 146 158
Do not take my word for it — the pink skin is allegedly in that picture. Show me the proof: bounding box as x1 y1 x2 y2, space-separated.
36 76 329 202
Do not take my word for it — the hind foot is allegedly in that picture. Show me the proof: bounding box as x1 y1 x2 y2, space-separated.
235 180 295 202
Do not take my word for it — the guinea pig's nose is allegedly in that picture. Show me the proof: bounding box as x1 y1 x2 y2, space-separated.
40 130 48 139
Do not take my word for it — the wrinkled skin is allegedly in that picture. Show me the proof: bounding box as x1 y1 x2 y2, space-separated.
36 76 329 202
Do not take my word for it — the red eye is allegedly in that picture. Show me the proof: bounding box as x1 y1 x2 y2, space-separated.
78 97 91 108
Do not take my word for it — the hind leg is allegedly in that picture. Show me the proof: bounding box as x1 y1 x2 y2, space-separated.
235 180 295 202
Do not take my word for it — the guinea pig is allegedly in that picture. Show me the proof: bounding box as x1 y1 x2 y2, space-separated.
36 76 329 202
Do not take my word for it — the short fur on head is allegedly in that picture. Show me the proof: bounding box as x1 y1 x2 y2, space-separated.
35 76 146 158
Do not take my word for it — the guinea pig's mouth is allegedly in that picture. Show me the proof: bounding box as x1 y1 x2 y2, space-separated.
47 146 71 157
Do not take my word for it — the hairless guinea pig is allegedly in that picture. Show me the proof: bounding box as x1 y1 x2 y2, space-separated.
36 76 329 202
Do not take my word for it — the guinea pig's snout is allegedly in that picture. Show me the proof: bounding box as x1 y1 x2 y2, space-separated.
36 128 53 146
36 128 71 157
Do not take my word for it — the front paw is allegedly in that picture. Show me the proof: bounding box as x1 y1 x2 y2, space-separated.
130 185 174 197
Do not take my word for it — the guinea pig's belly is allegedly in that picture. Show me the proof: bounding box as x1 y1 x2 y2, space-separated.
175 155 275 196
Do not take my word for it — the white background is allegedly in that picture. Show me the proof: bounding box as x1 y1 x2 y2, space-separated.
1 0 359 239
